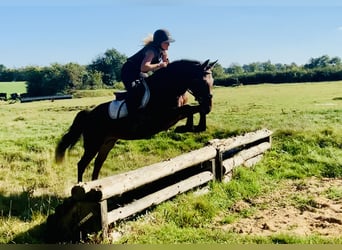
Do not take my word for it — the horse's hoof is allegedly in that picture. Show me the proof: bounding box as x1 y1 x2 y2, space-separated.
194 126 206 132
174 125 193 133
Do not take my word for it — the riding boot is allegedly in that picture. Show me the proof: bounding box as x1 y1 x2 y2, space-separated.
126 93 139 117
126 79 144 117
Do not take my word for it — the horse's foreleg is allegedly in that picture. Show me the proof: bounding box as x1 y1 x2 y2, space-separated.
92 139 117 180
195 111 207 132
184 113 194 131
183 111 207 132
174 105 203 133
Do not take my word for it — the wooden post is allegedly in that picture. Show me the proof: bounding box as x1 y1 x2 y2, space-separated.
214 148 223 181
99 200 108 238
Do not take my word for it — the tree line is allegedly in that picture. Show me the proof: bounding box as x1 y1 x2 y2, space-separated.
214 55 342 86
0 51 341 97
0 48 127 96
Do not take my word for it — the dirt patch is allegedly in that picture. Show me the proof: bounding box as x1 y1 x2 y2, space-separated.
219 177 342 237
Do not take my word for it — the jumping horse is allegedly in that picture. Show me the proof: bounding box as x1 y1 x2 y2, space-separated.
55 59 217 182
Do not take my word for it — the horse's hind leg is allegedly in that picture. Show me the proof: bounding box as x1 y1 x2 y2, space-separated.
77 149 98 183
92 139 117 180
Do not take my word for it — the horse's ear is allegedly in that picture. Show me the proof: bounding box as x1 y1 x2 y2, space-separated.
208 60 218 69
201 59 210 70
202 59 218 71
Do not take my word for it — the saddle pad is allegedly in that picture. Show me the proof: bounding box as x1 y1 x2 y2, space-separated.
108 79 150 119
108 99 128 119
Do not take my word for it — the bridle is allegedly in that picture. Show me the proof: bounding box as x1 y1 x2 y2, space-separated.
187 69 213 110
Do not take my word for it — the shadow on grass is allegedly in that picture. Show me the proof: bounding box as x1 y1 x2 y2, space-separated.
0 191 64 243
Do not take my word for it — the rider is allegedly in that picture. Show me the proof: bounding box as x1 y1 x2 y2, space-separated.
121 29 175 116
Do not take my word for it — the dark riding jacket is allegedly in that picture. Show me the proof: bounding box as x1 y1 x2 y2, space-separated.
121 43 163 90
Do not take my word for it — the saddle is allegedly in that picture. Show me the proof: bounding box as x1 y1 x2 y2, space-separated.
108 79 150 119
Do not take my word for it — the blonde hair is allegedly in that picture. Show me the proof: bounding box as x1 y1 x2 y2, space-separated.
143 33 153 45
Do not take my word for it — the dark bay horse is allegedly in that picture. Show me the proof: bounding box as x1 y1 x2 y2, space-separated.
55 59 216 182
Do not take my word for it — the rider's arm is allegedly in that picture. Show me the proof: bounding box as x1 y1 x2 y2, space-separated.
141 50 167 73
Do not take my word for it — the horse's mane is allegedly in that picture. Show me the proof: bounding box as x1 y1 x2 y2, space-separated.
145 59 203 98
168 59 202 67
149 59 202 80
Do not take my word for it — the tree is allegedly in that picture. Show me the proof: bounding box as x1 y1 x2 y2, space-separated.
87 48 127 86
274 63 286 72
0 64 6 81
26 63 85 96
260 60 276 72
0 64 5 73
304 55 335 69
329 57 341 67
243 62 259 73
84 70 104 89
63 63 87 90
212 63 227 79
226 63 243 75
26 66 46 96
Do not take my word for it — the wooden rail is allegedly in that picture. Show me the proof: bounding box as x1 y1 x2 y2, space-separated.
107 171 214 223
71 145 217 201
47 129 272 242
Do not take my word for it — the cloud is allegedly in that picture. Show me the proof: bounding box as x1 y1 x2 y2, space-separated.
338 26 342 31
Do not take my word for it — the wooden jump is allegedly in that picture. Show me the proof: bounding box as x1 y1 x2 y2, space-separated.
47 129 272 242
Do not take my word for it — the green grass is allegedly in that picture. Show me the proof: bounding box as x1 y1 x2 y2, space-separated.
325 186 342 201
71 88 116 98
0 81 341 243
0 81 27 96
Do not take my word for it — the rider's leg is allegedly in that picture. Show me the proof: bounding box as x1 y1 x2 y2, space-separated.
126 79 145 116
121 64 141 116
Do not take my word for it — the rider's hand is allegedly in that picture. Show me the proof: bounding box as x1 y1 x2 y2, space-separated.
159 62 168 68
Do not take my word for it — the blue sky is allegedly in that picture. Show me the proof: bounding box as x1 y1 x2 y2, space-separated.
1 0 342 68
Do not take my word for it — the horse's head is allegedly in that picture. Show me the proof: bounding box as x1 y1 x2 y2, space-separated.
187 59 217 114
147 59 216 113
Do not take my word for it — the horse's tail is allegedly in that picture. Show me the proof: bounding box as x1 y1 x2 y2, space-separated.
55 110 89 164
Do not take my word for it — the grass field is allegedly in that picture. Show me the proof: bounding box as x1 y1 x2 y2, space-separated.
0 82 27 96
0 81 341 243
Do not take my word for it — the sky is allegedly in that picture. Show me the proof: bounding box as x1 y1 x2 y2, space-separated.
1 0 342 68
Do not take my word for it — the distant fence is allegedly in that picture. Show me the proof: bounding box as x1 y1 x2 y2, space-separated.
0 93 72 102
47 129 272 242
20 94 72 103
